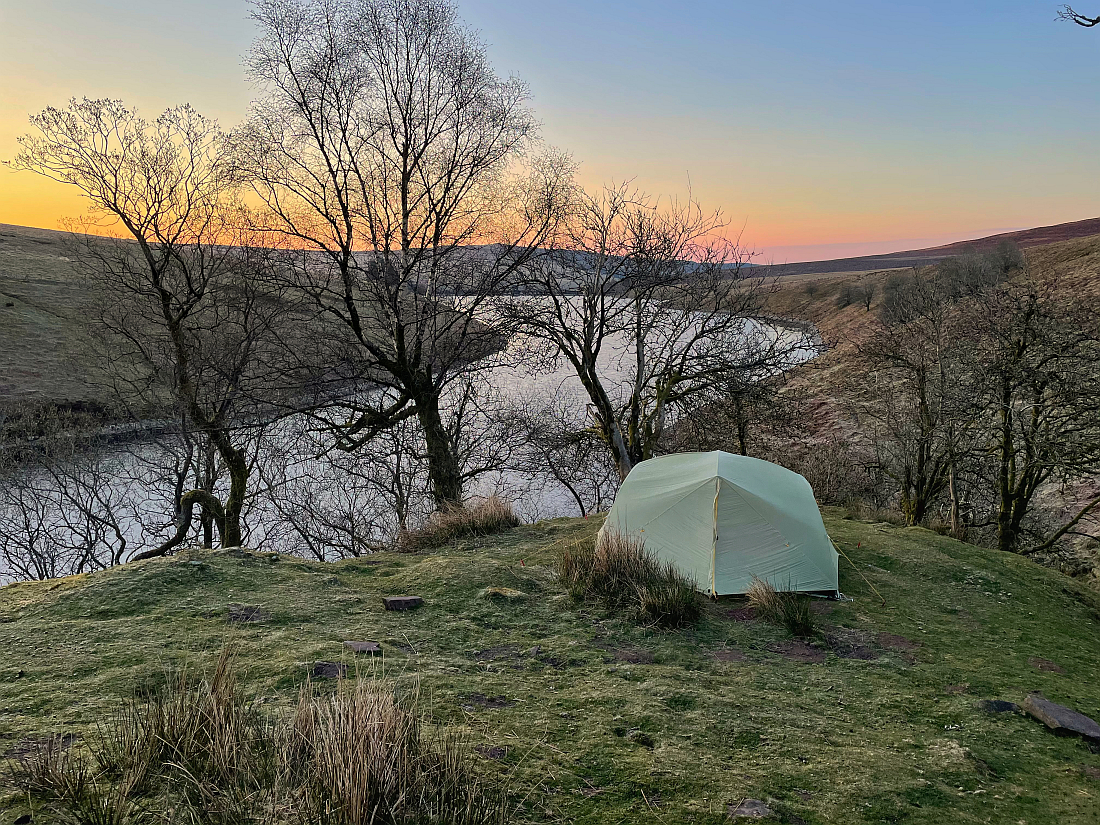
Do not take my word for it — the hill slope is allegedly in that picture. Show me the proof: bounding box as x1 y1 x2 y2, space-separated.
754 217 1100 277
1 513 1098 824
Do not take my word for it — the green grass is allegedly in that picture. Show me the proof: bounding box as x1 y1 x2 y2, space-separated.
1 510 1099 823
0 224 110 410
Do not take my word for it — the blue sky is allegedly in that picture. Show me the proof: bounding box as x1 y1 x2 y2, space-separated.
2 0 1098 260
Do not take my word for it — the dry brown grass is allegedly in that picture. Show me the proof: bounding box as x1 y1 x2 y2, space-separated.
746 576 816 637
8 648 509 824
559 529 701 628
398 497 521 552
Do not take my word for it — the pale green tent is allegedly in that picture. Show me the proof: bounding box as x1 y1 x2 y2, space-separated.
600 451 838 597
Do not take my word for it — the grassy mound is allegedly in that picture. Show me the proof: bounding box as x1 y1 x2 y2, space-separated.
398 497 521 551
558 530 702 628
1 511 1099 824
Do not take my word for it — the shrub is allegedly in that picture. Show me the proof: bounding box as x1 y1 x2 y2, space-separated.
10 649 509 825
398 497 520 551
746 577 816 637
559 530 701 628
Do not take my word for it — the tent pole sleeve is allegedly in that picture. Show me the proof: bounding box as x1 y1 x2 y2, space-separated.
711 477 720 597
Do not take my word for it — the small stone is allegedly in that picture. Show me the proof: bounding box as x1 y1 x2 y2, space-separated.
978 699 1019 714
310 661 347 679
189 561 203 566
343 641 382 655
383 595 424 611
1023 693 1100 741
728 798 772 819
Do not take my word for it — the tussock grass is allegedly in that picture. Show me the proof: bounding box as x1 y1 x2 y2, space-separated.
9 648 508 825
558 530 701 628
399 497 520 551
747 576 816 637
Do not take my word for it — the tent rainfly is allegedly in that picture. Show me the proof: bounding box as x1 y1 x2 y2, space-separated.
600 451 839 597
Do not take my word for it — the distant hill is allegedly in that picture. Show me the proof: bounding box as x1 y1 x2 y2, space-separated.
755 216 1100 277
4 217 1100 411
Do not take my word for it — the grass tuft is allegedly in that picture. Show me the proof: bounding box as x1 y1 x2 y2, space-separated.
9 648 509 825
558 529 701 628
399 497 521 551
747 576 816 637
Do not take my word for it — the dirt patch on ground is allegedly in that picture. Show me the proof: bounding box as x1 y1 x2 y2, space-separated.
606 647 656 665
462 693 516 709
770 640 826 663
310 661 347 679
1028 656 1066 674
944 683 969 695
475 744 509 760
3 733 76 761
227 604 272 623
721 606 757 622
825 628 879 660
877 632 920 652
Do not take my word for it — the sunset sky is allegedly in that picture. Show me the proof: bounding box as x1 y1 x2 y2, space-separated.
1 0 1098 262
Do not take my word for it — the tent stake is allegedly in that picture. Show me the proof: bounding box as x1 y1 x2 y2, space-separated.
831 538 887 606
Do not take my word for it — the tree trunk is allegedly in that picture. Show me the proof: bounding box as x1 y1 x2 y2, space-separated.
948 457 962 538
415 390 464 508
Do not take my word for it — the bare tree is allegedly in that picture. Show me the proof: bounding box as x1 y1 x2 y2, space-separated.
9 99 292 557
236 0 572 508
673 373 808 459
0 409 136 580
965 270 1100 554
1059 5 1100 26
503 182 810 480
254 411 434 559
848 269 968 527
503 393 618 517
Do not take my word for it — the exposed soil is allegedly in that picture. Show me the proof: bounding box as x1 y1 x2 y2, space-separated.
227 604 272 624
3 732 76 761
978 700 1020 714
309 661 346 679
721 606 757 622
876 632 921 652
1028 656 1066 674
605 647 656 665
825 628 879 660
475 744 509 760
769 640 826 664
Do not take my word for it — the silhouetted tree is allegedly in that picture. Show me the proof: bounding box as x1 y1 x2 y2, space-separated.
1059 5 1100 26
237 0 572 508
9 99 293 557
503 182 811 480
